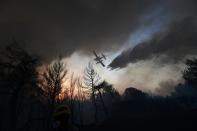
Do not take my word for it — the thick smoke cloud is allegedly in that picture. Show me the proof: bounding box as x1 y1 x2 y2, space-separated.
0 0 160 59
103 56 185 96
109 17 197 69
1 0 196 60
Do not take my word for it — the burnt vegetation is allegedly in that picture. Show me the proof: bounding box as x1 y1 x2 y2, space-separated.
0 41 197 131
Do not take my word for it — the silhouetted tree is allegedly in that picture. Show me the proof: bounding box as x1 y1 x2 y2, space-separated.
83 62 100 123
38 56 67 129
39 56 67 108
94 81 110 119
123 87 147 100
0 41 40 131
102 81 120 100
68 72 77 123
183 58 197 88
76 78 86 126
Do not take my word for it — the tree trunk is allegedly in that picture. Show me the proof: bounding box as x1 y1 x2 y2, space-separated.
98 90 109 119
92 89 98 123
91 76 98 123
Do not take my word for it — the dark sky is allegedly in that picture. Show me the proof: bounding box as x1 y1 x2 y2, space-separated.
1 0 196 59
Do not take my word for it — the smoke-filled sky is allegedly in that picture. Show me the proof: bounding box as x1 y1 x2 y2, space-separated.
0 0 197 96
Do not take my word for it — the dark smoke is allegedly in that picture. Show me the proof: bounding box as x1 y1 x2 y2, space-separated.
109 17 197 69
0 0 196 70
0 0 159 59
